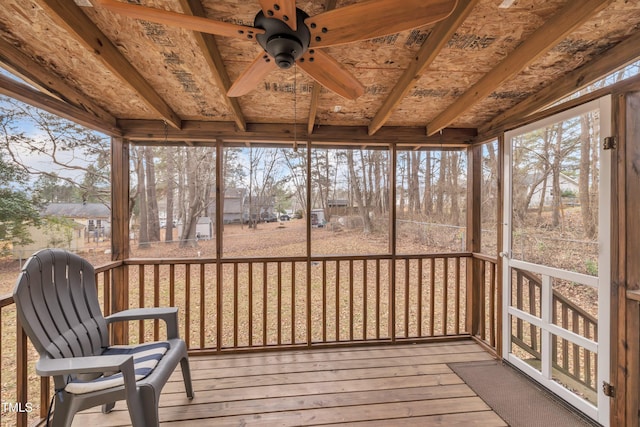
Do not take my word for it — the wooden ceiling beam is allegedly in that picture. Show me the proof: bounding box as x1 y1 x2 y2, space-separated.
0 38 117 128
37 0 182 129
118 119 476 146
480 30 640 136
368 0 478 136
179 0 246 131
0 73 121 136
307 0 337 135
426 0 615 136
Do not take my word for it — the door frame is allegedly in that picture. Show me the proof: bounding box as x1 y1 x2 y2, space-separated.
501 95 612 425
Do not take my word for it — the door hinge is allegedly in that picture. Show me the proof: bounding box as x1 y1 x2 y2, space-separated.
603 136 617 150
603 381 615 397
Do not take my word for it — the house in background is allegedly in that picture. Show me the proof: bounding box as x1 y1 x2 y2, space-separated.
221 188 247 224
43 203 111 239
527 172 580 208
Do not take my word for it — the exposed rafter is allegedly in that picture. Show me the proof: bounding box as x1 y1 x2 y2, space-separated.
0 73 121 135
480 30 640 136
0 38 117 128
368 0 478 136
178 0 246 131
37 0 182 129
307 0 337 135
426 0 615 136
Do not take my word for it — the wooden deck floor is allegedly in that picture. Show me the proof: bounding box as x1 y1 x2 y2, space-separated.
72 340 507 426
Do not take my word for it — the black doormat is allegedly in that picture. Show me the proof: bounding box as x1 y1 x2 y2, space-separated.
449 360 600 427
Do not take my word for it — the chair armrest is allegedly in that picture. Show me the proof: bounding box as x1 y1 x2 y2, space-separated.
105 307 180 339
36 354 133 377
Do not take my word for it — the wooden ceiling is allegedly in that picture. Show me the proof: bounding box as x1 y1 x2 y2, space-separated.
0 0 639 145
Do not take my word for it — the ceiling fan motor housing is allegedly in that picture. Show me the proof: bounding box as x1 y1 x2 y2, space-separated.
254 8 310 69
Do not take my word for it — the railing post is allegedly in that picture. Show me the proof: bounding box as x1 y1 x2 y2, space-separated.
16 319 28 427
466 145 482 336
111 136 130 344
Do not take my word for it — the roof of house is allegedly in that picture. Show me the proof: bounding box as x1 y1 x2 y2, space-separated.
44 203 111 219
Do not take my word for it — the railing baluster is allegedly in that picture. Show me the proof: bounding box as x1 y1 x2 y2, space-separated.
154 264 160 341
262 262 267 346
562 304 569 370
248 263 253 347
291 261 296 344
442 257 448 336
277 261 282 346
404 259 410 338
200 263 205 349
376 259 381 340
336 260 340 341
185 264 191 349
417 259 423 338
322 260 327 342
363 260 368 340
139 265 145 343
489 261 496 347
40 377 50 419
103 269 111 317
169 264 175 307
349 259 354 341
455 257 461 335
234 262 239 348
429 258 435 337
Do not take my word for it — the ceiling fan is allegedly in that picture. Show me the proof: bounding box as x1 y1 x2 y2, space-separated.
94 0 457 99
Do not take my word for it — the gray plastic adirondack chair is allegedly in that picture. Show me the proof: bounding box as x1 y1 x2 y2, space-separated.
13 249 194 427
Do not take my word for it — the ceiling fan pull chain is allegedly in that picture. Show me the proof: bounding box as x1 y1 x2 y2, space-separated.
294 62 298 152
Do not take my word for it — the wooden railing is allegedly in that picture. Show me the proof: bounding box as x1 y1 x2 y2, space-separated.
511 267 598 399
1 253 501 426
473 254 499 351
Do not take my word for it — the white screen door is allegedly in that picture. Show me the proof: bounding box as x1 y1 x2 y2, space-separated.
502 96 611 425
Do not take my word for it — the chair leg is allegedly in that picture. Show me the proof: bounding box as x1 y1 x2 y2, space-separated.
180 357 194 399
50 394 76 427
102 402 116 413
138 385 160 427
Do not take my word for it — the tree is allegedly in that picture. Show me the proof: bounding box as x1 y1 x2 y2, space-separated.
179 147 215 247
33 174 76 203
0 97 110 204
0 152 40 253
282 148 308 215
144 147 161 242
579 112 598 239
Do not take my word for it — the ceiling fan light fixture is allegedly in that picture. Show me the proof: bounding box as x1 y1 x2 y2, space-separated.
255 8 310 70
267 35 303 69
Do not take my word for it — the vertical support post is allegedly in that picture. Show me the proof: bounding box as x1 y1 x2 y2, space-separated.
389 144 397 341
216 141 223 352
466 144 482 336
496 135 505 357
111 136 130 344
306 141 312 346
612 91 640 427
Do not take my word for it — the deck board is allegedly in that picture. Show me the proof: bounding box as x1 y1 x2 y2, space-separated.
71 340 506 426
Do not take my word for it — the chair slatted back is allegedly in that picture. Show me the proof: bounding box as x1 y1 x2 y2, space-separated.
13 249 109 359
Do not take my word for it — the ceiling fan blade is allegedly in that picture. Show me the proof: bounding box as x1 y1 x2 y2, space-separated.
258 0 297 31
306 0 457 47
227 52 278 97
94 0 264 40
298 49 364 100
